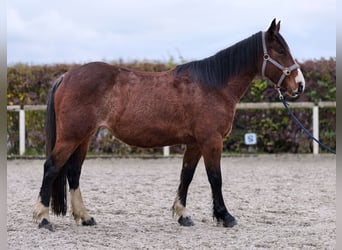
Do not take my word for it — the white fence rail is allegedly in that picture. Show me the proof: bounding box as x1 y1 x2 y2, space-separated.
7 102 336 156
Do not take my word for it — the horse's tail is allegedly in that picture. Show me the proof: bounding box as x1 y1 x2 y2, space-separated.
45 76 63 158
45 75 68 216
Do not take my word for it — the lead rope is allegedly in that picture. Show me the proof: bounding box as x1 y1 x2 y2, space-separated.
277 89 336 154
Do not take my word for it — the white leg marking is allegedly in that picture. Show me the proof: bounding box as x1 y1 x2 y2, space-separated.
33 196 50 223
173 195 189 218
70 187 91 224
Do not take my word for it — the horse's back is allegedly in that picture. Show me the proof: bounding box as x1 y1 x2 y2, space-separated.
55 62 122 104
63 62 120 86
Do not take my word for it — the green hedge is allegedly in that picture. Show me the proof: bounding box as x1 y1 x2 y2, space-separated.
7 58 336 156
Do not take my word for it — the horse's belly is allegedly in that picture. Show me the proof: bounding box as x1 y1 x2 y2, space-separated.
111 123 194 148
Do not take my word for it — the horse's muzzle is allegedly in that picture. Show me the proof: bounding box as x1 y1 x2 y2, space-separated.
295 68 305 94
297 81 305 94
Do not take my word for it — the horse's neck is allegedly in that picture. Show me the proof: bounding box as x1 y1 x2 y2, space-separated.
225 70 258 102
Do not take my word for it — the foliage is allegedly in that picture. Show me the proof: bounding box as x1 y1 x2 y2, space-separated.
298 58 336 102
7 64 72 105
7 58 335 156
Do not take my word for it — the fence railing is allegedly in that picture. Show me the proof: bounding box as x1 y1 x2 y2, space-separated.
7 102 336 156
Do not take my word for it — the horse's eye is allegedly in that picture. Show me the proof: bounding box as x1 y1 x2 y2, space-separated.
277 47 286 55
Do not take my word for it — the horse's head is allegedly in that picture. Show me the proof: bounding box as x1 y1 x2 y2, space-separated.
261 19 305 98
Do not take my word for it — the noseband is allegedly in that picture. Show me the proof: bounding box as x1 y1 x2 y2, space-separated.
261 32 299 88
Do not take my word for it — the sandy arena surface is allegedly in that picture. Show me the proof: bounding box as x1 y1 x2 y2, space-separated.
7 155 335 249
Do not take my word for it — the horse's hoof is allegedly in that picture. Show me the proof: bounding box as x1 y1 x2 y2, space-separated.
82 217 96 226
223 217 237 228
178 216 195 226
38 218 55 232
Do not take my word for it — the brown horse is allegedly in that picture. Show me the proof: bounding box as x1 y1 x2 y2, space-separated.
33 19 305 231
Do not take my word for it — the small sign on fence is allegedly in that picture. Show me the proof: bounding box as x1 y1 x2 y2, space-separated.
244 133 257 145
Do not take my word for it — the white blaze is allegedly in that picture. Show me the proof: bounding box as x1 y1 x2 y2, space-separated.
296 68 305 92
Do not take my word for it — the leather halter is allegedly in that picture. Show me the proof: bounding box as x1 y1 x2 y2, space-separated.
261 32 299 88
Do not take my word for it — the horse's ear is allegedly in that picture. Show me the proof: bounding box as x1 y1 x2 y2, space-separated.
275 20 281 33
267 18 280 37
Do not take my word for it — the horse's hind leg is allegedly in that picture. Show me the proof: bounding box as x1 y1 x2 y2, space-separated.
67 141 96 226
33 142 79 231
33 157 58 231
173 144 201 226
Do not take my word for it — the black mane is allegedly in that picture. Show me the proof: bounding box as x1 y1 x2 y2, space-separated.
174 31 263 87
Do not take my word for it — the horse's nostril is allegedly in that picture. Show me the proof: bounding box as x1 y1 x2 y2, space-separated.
298 82 304 93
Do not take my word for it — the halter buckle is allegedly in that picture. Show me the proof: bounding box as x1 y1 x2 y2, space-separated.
283 68 290 76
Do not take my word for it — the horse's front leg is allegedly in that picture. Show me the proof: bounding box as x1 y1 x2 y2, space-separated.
201 137 237 227
172 144 201 226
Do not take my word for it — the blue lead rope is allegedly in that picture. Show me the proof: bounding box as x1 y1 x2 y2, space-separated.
280 97 336 155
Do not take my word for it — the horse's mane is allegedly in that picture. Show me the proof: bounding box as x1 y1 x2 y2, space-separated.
174 31 263 87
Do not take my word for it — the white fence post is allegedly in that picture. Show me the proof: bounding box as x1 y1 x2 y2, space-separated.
312 106 319 155
19 108 25 156
163 146 170 157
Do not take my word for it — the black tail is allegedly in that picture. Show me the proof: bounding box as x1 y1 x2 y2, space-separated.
45 76 63 158
45 76 68 216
